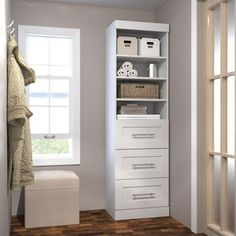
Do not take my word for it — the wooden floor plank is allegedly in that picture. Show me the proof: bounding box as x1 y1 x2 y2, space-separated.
10 210 206 236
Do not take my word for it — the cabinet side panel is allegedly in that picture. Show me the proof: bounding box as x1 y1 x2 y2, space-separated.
105 25 117 218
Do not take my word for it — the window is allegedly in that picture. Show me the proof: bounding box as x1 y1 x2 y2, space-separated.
18 25 80 166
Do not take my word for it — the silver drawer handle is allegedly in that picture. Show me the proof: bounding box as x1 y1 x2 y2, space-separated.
132 193 156 200
44 134 56 139
132 133 156 139
132 163 156 169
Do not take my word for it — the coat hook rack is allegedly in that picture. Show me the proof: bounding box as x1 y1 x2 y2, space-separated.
10 27 15 35
7 20 14 29
7 20 15 38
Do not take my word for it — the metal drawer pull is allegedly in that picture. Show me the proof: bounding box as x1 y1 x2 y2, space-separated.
132 163 156 169
132 193 156 200
132 133 156 139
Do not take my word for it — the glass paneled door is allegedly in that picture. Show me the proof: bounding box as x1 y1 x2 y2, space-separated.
206 0 235 235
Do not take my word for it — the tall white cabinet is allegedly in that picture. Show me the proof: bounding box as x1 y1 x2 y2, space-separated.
105 20 169 220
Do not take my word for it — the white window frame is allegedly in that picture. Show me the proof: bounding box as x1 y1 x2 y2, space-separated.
18 25 80 166
205 1 236 236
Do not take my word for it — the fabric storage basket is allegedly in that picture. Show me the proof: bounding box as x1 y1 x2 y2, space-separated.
117 36 138 55
139 38 160 57
118 83 159 99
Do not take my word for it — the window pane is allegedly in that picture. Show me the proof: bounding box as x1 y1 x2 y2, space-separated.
227 76 235 155
26 35 49 65
29 79 49 106
214 6 221 76
214 79 221 152
227 0 235 73
32 138 72 155
50 79 69 106
227 158 235 233
213 156 221 225
31 65 49 77
50 37 72 66
50 66 72 77
30 107 49 134
50 107 69 134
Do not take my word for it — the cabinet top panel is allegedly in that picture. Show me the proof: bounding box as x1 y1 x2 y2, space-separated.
109 20 169 33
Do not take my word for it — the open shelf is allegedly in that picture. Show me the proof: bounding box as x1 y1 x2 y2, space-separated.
117 76 167 82
116 98 167 102
117 114 161 120
117 54 167 63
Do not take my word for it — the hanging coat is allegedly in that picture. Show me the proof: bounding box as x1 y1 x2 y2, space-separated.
7 35 36 190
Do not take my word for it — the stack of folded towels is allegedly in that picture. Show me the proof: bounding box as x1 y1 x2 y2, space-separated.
120 104 147 115
117 61 138 77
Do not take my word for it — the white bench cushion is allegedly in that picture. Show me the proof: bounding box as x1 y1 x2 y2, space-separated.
25 170 79 190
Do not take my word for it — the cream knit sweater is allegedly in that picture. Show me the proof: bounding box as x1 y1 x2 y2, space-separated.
7 35 36 190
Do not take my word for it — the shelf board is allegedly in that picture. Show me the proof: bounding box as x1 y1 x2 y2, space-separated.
117 114 161 120
116 98 167 102
117 54 167 63
117 76 167 82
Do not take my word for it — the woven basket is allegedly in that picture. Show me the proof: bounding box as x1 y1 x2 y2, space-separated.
118 83 159 99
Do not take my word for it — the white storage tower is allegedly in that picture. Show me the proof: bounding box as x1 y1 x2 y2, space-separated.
105 20 169 220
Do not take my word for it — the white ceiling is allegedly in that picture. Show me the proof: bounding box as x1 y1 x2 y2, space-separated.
42 0 167 11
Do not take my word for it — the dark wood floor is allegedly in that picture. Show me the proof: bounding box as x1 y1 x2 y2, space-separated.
11 210 206 236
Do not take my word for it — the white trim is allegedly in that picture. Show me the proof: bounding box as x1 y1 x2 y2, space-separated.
110 20 169 32
234 0 236 234
114 207 169 220
18 25 80 166
207 224 235 236
191 0 198 233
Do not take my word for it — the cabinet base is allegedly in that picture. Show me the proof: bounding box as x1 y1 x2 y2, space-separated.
114 207 169 220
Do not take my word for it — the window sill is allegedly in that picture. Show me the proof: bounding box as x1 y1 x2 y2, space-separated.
33 157 80 167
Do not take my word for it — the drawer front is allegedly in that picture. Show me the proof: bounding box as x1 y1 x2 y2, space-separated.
116 120 168 149
115 149 168 179
115 178 169 210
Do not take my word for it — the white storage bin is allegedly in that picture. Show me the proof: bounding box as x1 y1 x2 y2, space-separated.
117 36 138 55
139 38 160 57
25 170 80 228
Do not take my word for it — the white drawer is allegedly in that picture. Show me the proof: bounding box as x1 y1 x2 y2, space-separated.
115 149 168 179
115 178 168 210
116 119 168 149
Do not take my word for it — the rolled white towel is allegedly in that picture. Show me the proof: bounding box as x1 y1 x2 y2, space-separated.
117 68 128 77
121 61 133 70
127 69 138 77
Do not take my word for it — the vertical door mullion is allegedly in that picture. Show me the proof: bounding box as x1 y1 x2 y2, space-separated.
220 1 228 232
207 8 216 225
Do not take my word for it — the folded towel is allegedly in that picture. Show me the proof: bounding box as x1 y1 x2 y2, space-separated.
121 61 133 70
117 68 128 77
127 69 138 77
120 104 147 115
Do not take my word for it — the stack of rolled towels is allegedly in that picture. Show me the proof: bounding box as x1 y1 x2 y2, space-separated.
117 61 138 77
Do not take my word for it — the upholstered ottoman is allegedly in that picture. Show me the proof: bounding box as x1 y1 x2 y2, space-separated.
25 170 79 228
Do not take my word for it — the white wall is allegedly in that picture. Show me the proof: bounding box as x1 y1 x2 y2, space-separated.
155 0 192 228
11 0 155 215
0 0 11 234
